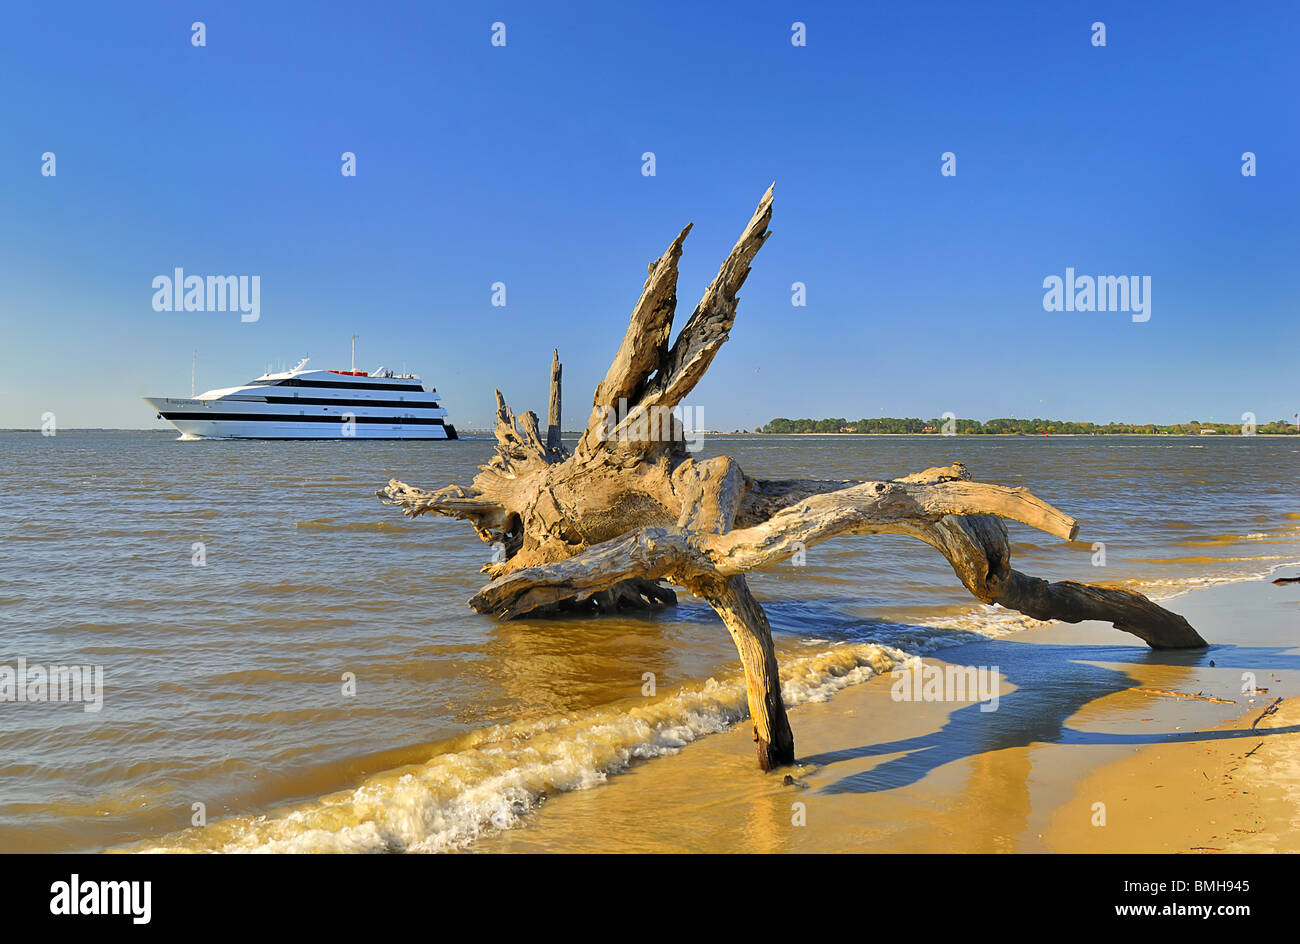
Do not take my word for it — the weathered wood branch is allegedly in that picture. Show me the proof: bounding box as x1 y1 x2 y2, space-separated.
467 527 692 620
640 183 773 414
377 185 1207 774
577 185 774 458
708 476 1080 574
706 576 795 770
546 349 563 457
995 572 1205 649
463 469 1200 650
580 223 691 455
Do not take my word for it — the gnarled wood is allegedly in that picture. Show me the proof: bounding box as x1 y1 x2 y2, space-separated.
705 576 794 770
546 349 563 456
378 186 1206 772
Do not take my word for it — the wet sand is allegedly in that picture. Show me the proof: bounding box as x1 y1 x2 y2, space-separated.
475 573 1300 853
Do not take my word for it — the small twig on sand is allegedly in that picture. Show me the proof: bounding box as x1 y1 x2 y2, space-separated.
1136 688 1234 705
1251 697 1283 732
1243 742 1264 758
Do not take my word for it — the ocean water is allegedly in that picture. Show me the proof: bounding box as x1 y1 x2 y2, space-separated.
0 431 1296 853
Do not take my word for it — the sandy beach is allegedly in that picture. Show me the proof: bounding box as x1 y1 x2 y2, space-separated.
474 572 1300 853
1048 698 1300 853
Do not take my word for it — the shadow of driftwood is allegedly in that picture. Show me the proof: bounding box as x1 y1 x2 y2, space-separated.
801 639 1300 796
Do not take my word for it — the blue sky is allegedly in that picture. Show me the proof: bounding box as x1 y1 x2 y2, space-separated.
1 0 1296 430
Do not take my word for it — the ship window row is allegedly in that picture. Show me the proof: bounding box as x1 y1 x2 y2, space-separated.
252 396 441 409
248 378 429 392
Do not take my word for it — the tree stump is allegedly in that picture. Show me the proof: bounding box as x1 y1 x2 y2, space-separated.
378 185 1207 772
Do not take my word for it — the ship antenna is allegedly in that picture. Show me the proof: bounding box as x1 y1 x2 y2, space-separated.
191 349 196 398
351 333 358 372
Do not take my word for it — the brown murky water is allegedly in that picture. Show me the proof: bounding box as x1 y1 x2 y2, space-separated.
0 431 1296 852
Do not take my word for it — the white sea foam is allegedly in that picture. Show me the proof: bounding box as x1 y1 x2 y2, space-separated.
1133 558 1300 602
911 558 1300 639
131 642 907 854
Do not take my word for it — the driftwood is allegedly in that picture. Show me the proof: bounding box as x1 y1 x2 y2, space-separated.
545 349 562 455
378 185 1207 771
1251 697 1282 731
1136 688 1235 705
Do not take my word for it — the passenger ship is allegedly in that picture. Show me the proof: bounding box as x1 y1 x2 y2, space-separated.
144 358 457 440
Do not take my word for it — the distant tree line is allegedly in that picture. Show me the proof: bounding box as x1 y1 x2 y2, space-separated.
759 417 1300 435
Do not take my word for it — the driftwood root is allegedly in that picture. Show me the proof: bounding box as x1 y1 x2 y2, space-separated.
377 186 1207 773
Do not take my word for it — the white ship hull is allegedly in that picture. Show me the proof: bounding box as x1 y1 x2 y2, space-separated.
144 399 454 439
143 362 458 441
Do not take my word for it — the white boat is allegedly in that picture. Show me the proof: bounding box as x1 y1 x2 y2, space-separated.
144 358 457 440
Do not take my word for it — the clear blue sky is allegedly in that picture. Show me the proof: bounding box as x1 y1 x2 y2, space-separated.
1 0 1296 430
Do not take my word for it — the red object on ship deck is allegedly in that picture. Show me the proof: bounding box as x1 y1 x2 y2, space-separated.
329 370 369 376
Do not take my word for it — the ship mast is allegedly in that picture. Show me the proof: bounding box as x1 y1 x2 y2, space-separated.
191 350 196 398
351 334 358 372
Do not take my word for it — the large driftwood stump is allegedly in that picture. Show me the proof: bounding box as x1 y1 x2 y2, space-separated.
379 186 1207 771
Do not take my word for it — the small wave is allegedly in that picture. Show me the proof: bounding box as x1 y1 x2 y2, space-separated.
1128 554 1294 565
294 519 409 533
1177 532 1284 548
919 606 1055 639
92 529 191 539
124 643 905 854
1123 559 1300 602
910 558 1300 638
241 581 349 596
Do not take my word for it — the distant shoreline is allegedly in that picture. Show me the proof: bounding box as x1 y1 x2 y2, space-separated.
2 428 1297 438
717 431 1299 437
758 421 1298 436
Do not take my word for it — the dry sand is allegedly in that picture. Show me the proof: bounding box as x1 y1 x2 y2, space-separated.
1047 697 1300 853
